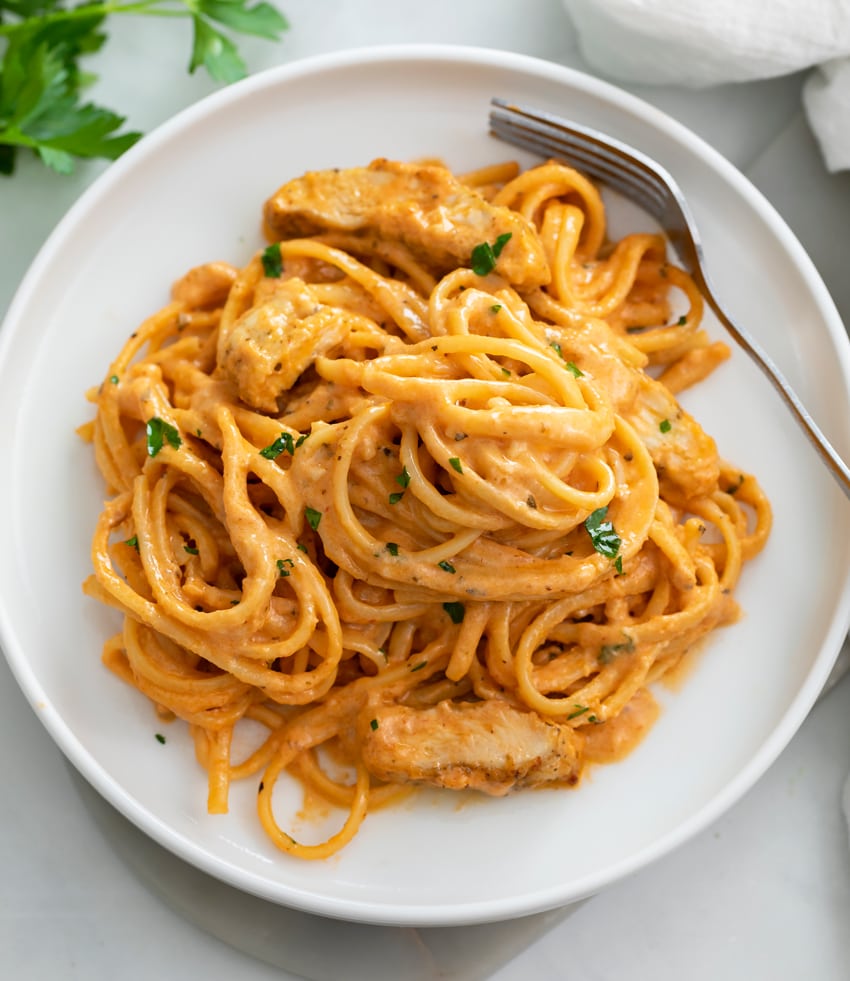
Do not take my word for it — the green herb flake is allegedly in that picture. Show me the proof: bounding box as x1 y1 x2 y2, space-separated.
260 431 295 458
659 418 672 433
261 242 283 277
490 304 502 313
369 718 379 731
677 315 687 326
389 491 404 505
276 557 294 577
184 545 199 555
567 705 590 720
438 560 456 574
109 375 119 385
584 506 621 560
124 535 139 550
470 232 512 275
448 457 463 474
155 733 166 745
395 466 411 488
442 601 465 624
305 507 322 530
565 361 583 377
386 542 399 556
614 555 623 575
296 543 308 553
550 341 564 359
598 634 635 665
145 417 182 458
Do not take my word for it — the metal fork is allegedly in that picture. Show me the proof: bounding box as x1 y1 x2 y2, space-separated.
489 97 850 499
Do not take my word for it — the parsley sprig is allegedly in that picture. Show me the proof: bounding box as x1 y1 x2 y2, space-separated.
0 0 289 175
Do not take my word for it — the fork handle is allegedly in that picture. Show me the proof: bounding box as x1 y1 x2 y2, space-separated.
703 292 850 499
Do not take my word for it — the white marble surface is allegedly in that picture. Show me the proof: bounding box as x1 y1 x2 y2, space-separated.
2 2 850 978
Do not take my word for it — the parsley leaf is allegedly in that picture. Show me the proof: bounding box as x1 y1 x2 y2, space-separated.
442 601 465 624
145 417 181 457
261 241 283 277
470 232 512 275
260 430 295 458
0 0 289 175
584 506 621 560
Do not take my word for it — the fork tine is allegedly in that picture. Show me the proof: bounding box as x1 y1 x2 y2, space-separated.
487 97 850 499
489 114 669 217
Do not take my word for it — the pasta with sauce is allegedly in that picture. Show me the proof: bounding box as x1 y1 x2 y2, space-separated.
81 156 771 859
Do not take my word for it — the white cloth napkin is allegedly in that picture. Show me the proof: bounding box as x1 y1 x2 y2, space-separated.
561 0 850 172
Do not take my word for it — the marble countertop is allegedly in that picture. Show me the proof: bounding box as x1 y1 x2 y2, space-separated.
3 2 850 977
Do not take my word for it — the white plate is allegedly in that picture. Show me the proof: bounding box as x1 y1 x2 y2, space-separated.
2 45 850 928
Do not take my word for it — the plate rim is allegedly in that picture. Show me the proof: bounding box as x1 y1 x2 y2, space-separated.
2 42 850 926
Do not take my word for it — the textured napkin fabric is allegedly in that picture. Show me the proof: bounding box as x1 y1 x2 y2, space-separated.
562 0 850 171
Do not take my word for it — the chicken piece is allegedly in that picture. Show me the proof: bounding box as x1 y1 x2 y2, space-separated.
263 158 550 290
171 261 238 309
623 372 719 500
219 277 350 412
358 698 582 796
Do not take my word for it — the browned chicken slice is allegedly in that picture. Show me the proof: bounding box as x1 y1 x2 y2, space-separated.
623 372 720 500
358 698 582 796
263 158 551 290
219 277 351 412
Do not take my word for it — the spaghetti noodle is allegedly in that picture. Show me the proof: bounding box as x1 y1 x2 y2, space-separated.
82 157 771 859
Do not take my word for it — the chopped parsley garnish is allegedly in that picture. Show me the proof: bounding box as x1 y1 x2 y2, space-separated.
470 232 512 275
305 507 322 530
567 705 590 720
677 314 687 326
550 342 583 376
296 543 308 553
277 557 294 577
261 242 283 277
438 560 456 574
584 506 621 560
109 375 119 385
410 661 427 672
389 491 404 505
448 457 463 474
155 733 166 744
395 466 411 488
598 634 635 664
614 555 623 575
386 542 399 556
443 601 465 624
490 304 502 313
260 431 306 459
369 718 379 731
184 545 199 555
124 535 139 550
659 418 672 433
260 432 294 458
145 417 182 457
